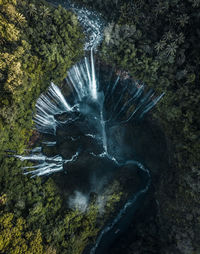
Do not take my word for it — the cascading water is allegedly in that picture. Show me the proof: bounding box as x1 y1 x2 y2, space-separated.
15 2 165 253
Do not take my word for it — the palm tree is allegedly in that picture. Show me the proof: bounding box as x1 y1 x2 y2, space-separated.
40 6 50 19
162 31 174 41
176 32 185 45
27 3 37 17
154 1 169 16
165 42 178 57
176 14 189 27
15 13 26 26
154 40 166 53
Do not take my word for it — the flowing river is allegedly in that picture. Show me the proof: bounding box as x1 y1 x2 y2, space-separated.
15 1 166 253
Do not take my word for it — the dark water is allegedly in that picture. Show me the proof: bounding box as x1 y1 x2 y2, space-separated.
39 3 168 252
37 56 168 254
104 120 168 254
36 58 168 253
47 115 168 254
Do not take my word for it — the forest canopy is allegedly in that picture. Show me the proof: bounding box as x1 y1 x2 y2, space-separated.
0 0 200 254
0 4 122 254
76 0 200 253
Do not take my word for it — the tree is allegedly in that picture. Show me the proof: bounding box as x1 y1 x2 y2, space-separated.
0 213 44 254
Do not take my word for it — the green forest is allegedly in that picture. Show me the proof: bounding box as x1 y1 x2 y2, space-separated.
0 2 123 253
0 0 200 253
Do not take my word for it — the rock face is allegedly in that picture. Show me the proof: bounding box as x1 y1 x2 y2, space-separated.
72 0 199 252
28 130 40 148
107 125 200 254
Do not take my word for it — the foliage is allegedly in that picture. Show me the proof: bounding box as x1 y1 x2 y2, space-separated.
1 0 199 253
0 1 125 253
0 0 84 154
67 0 123 20
0 213 44 254
0 0 91 253
100 0 200 171
81 0 200 252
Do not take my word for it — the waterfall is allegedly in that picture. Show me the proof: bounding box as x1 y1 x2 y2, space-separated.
16 49 163 174
15 2 165 253
90 49 98 100
100 111 108 155
90 161 151 254
34 82 72 135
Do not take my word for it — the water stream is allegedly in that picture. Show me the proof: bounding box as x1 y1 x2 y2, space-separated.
15 1 165 253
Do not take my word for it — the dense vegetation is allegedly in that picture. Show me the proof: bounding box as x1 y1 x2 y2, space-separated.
0 0 84 154
0 0 123 253
1 0 199 253
72 0 200 253
101 0 200 170
101 2 200 252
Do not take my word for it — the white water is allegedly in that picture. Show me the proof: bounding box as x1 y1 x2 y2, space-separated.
100 111 107 154
42 141 56 146
48 0 104 51
34 82 72 134
15 3 165 253
16 152 79 177
90 49 98 100
15 47 163 250
66 50 98 101
70 5 104 50
89 160 150 254
14 45 163 178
